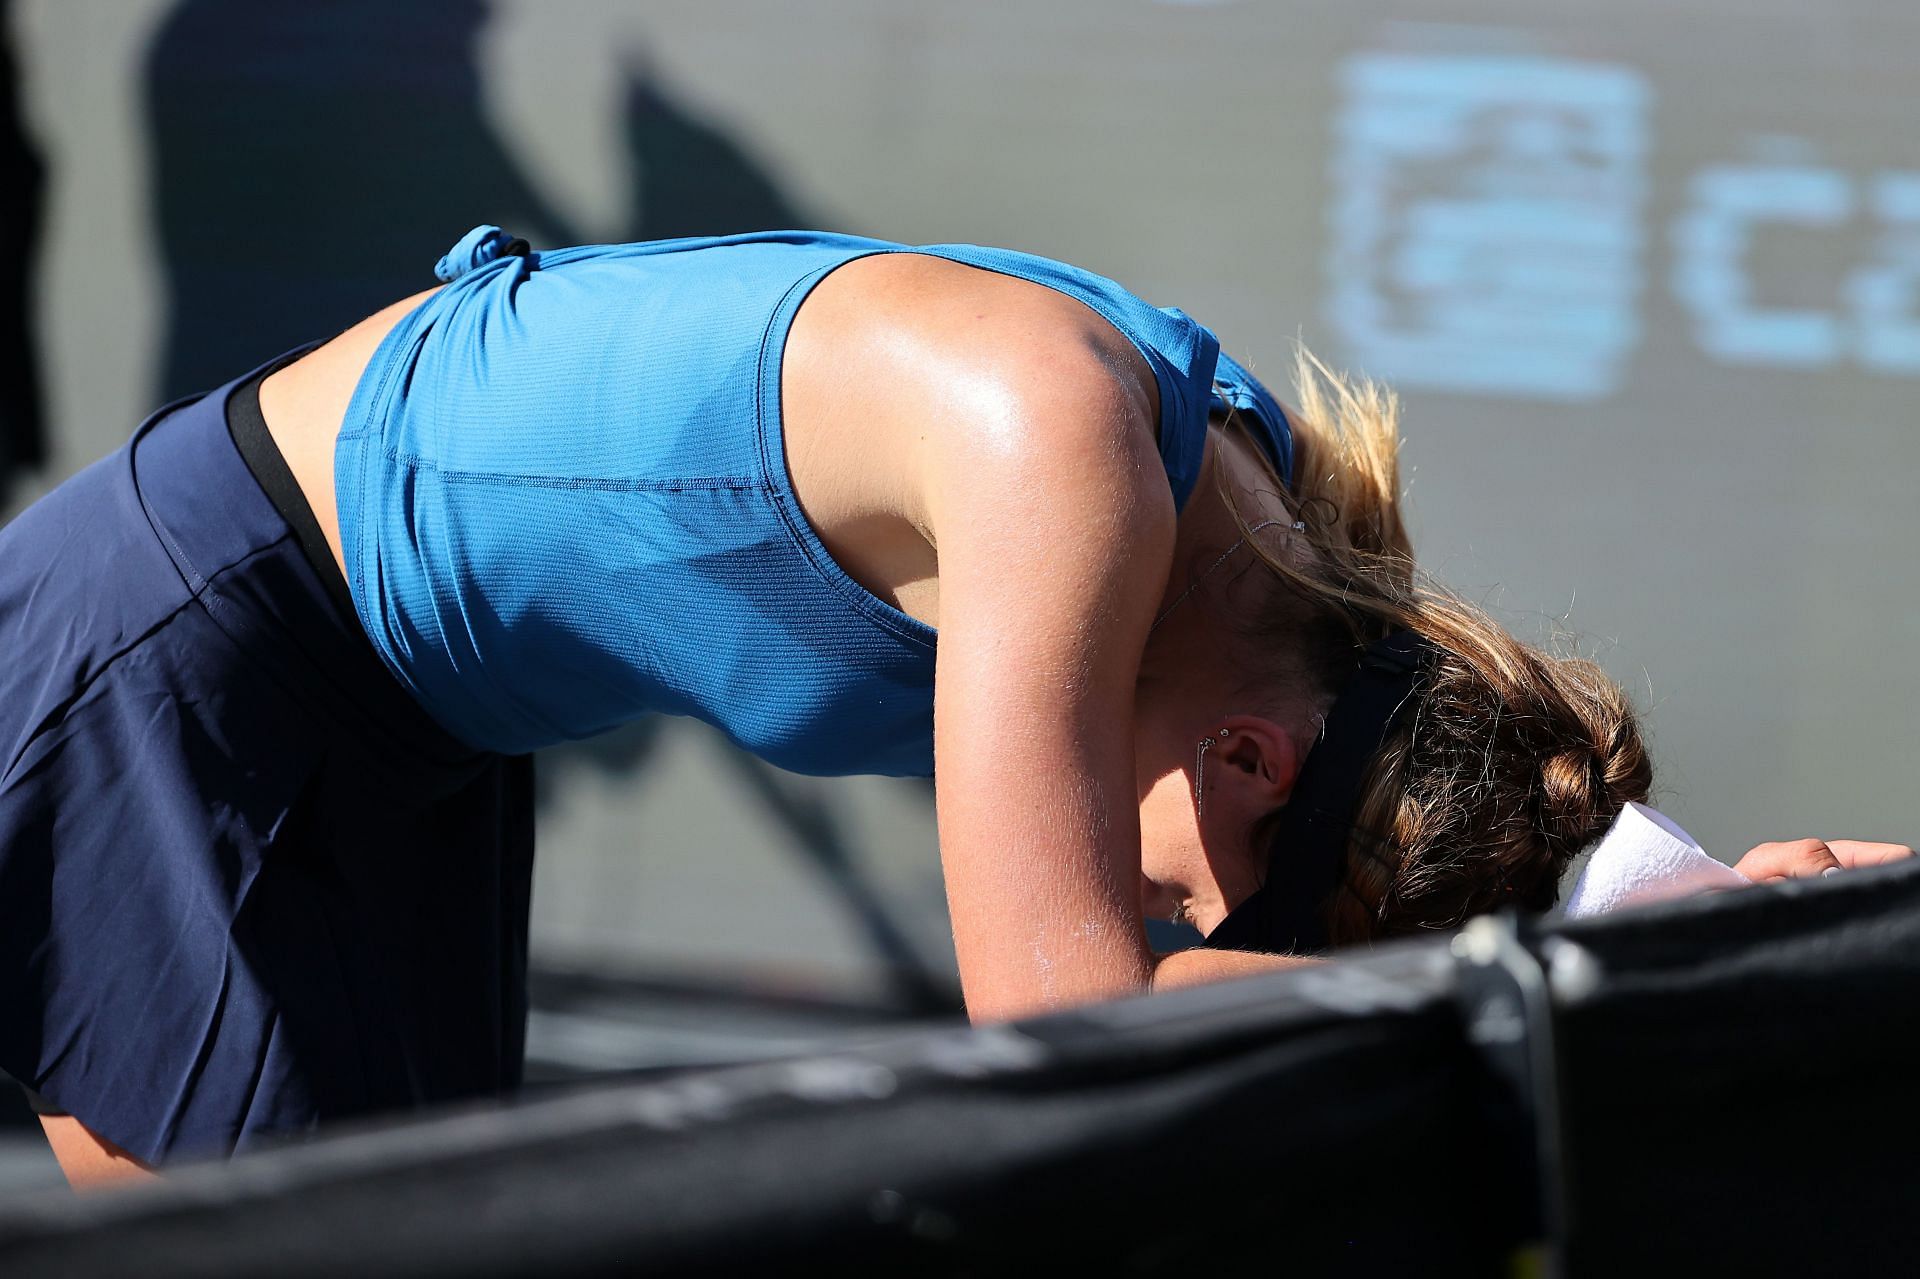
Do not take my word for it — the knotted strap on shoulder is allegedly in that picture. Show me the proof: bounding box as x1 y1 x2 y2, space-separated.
434 224 531 283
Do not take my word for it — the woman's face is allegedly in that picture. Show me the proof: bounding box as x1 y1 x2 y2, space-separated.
1133 695 1298 937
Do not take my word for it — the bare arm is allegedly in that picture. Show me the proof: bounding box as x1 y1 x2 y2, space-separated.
923 329 1169 1020
790 256 1315 1021
917 293 1329 1019
1148 946 1317 994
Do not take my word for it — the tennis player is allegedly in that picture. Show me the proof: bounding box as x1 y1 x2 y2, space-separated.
0 226 1747 1184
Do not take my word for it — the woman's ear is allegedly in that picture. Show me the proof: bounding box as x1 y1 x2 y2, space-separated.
1205 715 1304 810
1189 715 1308 926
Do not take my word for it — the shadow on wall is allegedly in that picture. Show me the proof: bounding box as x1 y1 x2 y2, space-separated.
144 0 814 399
0 0 46 509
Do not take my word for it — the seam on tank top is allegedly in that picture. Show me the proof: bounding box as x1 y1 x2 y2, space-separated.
369 450 756 494
764 483 937 648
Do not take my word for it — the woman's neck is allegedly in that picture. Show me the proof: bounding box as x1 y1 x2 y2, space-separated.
1143 422 1297 666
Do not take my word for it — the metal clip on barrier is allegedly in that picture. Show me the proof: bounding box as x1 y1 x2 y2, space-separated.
1452 914 1604 1279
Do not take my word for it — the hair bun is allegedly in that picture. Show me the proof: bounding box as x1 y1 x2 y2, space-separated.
1535 670 1649 852
1539 743 1606 844
1236 350 1654 944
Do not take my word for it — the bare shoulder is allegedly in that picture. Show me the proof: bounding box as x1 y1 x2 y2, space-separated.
782 252 1165 555
786 251 1158 428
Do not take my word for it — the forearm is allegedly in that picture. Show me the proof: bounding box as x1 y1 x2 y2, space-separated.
964 942 1313 1023
1148 944 1317 995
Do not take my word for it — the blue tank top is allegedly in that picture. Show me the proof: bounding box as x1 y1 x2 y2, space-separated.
334 227 1294 776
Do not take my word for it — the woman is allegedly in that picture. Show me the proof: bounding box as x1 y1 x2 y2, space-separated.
0 225 1783 1186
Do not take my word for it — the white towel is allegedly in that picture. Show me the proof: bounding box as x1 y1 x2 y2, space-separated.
1563 802 1749 919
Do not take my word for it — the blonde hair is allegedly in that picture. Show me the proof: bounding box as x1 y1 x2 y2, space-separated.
1225 350 1651 943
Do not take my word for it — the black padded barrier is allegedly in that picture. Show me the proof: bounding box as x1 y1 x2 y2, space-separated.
0 858 1914 1277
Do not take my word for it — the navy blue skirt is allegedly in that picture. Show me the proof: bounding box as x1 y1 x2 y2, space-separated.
0 362 534 1165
